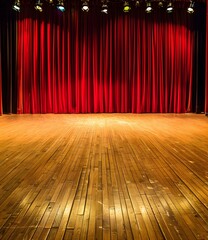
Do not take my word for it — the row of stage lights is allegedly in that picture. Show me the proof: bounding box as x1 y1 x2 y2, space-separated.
121 1 194 13
13 0 65 12
13 0 195 14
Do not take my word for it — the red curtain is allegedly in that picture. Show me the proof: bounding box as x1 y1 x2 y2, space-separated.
17 10 194 113
205 2 208 115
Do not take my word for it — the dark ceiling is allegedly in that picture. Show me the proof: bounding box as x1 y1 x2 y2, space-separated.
0 0 206 13
0 0 206 6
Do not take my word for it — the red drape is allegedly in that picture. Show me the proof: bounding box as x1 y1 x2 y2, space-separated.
205 2 208 115
17 10 194 113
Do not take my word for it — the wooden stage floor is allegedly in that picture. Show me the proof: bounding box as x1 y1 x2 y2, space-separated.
0 114 208 240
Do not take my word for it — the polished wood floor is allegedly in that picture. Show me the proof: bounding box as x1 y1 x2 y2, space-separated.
0 114 208 240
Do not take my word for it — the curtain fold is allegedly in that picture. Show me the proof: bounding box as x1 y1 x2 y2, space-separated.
16 9 196 113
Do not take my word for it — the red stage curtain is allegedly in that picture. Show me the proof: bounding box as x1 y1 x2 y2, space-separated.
17 10 194 113
205 2 208 115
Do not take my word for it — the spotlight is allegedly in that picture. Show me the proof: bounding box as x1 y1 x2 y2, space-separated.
135 0 140 7
82 1 89 12
167 2 173 13
101 3 108 14
145 2 152 13
187 1 194 14
57 0 65 12
13 0 20 12
123 2 131 13
35 0 43 12
158 1 164 8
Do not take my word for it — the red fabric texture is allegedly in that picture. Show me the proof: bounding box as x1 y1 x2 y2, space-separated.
17 11 194 113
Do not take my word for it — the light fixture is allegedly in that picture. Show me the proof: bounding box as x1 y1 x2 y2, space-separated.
145 2 152 13
123 2 131 13
187 1 194 14
135 0 140 7
57 0 65 12
35 0 43 12
82 1 89 12
101 3 108 14
13 0 20 12
158 1 164 8
166 2 173 13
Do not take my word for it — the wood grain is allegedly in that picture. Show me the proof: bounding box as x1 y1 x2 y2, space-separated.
0 114 208 239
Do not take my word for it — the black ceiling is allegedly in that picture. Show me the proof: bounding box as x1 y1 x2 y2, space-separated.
0 0 206 5
0 0 206 12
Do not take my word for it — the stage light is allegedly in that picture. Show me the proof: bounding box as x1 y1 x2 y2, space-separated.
145 2 152 13
101 3 108 14
158 1 164 8
13 0 20 12
82 1 89 12
167 2 173 13
57 0 65 12
135 0 140 7
187 1 194 14
123 2 131 13
35 0 43 12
